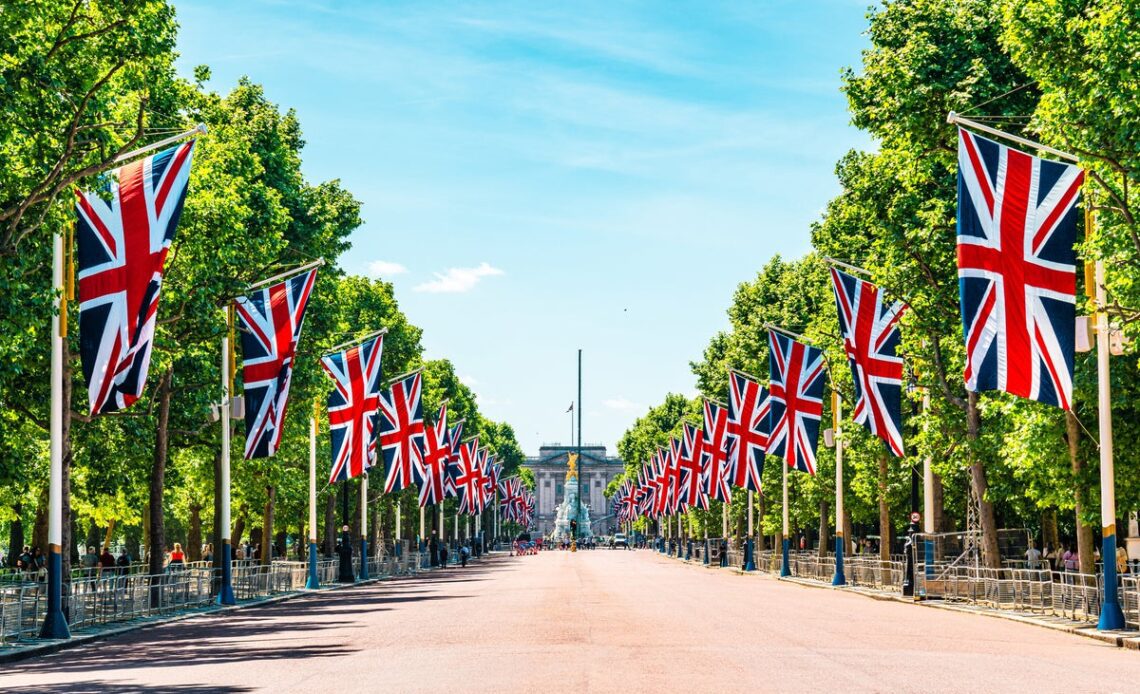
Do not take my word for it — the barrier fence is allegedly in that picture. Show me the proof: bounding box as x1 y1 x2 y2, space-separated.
0 541 437 646
660 536 1138 629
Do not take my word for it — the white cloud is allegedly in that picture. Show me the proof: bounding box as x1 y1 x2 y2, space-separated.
367 260 408 277
603 397 639 411
459 374 478 387
414 262 503 293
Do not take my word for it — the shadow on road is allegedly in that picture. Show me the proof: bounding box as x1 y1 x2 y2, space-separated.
24 681 253 694
4 556 521 678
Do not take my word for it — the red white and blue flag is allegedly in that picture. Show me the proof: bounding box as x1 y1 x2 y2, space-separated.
76 140 195 415
956 127 1083 409
380 372 426 494
667 438 684 513
235 268 317 459
829 268 907 456
320 334 384 483
443 419 465 498
454 438 486 515
726 371 768 492
767 330 825 475
418 404 450 507
701 399 732 503
678 423 708 510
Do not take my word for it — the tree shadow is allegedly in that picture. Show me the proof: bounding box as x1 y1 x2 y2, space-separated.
15 681 253 694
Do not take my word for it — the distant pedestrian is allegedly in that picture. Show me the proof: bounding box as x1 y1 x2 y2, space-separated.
81 546 98 575
460 544 469 568
31 547 45 581
1118 544 1129 575
1062 544 1079 572
1025 542 1041 570
116 550 131 576
167 542 186 572
99 547 116 575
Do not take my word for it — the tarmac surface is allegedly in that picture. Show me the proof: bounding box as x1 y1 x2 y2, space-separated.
3 549 1140 693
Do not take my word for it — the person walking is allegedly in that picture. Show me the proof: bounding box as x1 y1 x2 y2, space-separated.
460 542 469 568
81 545 98 576
167 542 186 572
99 546 116 576
116 549 131 576
1025 541 1042 570
429 532 439 568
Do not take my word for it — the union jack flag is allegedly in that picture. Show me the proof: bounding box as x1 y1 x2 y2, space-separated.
76 140 195 415
652 449 671 517
678 423 708 510
418 404 450 507
380 372 426 494
726 371 768 492
829 268 907 456
638 464 657 518
454 438 486 515
499 477 525 522
956 127 1084 409
320 334 384 483
701 399 732 503
667 438 684 513
483 455 502 511
235 268 317 459
767 330 825 475
444 419 464 498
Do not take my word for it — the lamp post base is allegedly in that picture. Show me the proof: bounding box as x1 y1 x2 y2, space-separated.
216 541 236 606
39 549 70 640
305 542 321 589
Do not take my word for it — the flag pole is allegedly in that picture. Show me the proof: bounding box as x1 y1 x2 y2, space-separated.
325 327 387 356
359 474 370 580
745 490 756 571
114 123 207 163
306 401 320 589
40 230 70 639
1092 209 1125 630
780 461 790 577
241 258 325 294
216 306 236 605
947 112 1079 164
923 389 935 579
831 391 846 586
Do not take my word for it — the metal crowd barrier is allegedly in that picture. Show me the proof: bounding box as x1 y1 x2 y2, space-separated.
0 550 440 646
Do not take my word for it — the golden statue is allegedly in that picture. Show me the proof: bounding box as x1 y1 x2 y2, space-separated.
565 453 579 482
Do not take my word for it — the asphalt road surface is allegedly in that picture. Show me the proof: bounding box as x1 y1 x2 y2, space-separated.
4 549 1140 693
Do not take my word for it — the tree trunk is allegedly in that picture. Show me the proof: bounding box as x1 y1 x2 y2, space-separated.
1042 508 1060 559
187 503 202 562
967 392 1001 568
1065 411 1096 573
32 497 48 554
149 368 174 606
351 480 362 540
102 519 116 553
232 511 246 554
843 508 854 557
323 491 336 557
8 505 23 567
818 499 829 558
261 486 275 566
878 451 891 561
141 501 150 563
755 495 767 552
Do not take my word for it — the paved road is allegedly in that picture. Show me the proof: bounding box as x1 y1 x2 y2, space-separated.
4 550 1140 693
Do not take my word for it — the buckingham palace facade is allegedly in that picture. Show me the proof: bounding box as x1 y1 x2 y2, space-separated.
522 444 625 538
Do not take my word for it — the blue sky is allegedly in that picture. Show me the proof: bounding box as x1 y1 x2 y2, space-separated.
174 0 871 455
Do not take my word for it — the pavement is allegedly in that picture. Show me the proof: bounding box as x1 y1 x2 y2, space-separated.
3 549 1140 693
